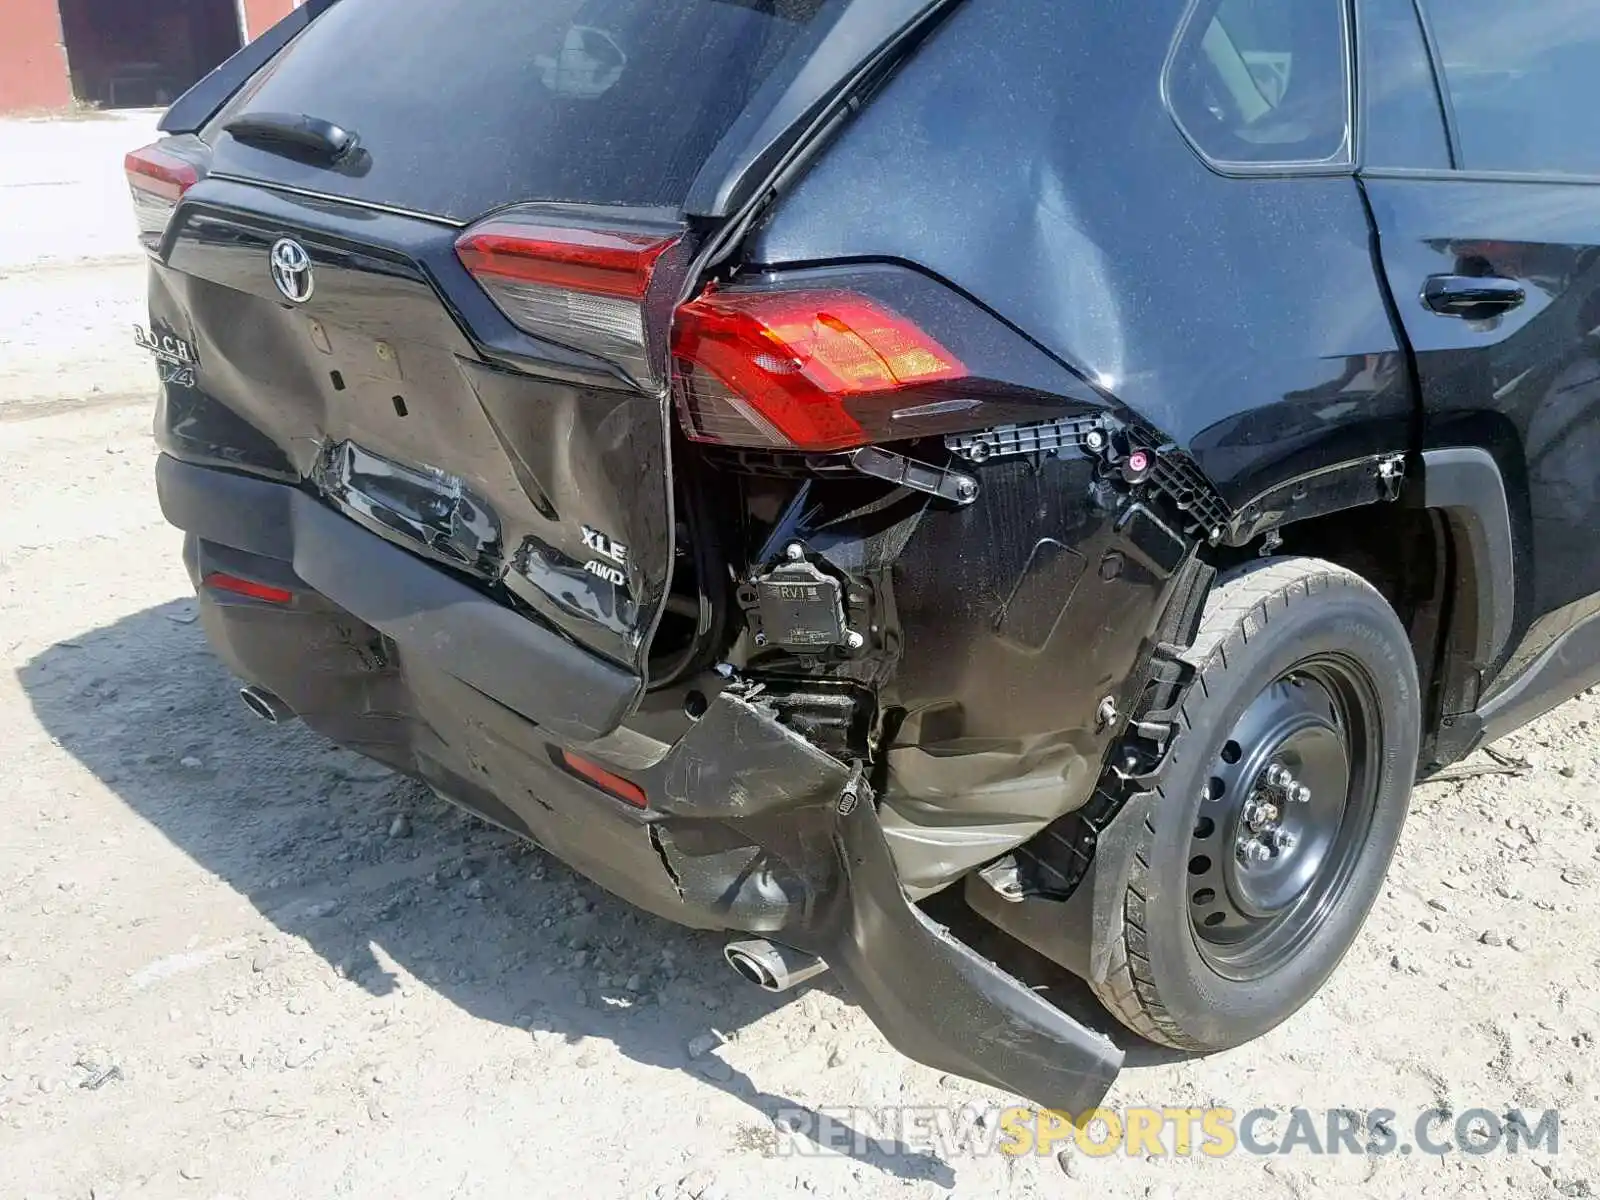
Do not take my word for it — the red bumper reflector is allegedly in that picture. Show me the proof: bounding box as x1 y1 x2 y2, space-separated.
561 750 648 809
205 572 294 604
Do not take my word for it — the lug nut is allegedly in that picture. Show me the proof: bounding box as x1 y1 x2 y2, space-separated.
1273 829 1298 853
1238 840 1270 866
1292 784 1311 804
1265 764 1285 786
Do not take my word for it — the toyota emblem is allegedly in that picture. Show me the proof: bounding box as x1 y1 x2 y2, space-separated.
270 238 314 304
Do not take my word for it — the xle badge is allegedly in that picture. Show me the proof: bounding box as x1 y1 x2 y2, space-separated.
581 525 629 586
581 525 628 565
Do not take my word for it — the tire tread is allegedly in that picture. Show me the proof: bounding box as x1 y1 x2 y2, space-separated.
1088 557 1387 1049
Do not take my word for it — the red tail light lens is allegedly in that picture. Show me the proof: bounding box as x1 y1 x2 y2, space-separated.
455 215 682 384
560 750 648 809
126 141 203 254
670 289 968 452
457 223 677 300
205 572 294 605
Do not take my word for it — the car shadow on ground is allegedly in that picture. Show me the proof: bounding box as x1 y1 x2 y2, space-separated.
17 600 1192 1182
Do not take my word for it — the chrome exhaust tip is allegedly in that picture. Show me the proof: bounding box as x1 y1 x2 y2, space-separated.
723 939 827 993
239 685 296 725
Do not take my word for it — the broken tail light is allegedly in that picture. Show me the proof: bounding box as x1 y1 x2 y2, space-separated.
125 140 206 255
455 214 683 385
670 288 968 453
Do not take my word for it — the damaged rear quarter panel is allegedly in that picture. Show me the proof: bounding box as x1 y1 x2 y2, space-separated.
748 0 1413 508
878 449 1197 891
736 0 1419 893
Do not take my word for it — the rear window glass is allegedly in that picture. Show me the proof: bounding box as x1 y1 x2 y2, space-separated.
210 0 837 221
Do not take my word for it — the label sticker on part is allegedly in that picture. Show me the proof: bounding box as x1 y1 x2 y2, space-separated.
754 563 846 649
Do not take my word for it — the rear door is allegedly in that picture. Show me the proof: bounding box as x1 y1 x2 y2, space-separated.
1360 0 1600 687
150 0 838 674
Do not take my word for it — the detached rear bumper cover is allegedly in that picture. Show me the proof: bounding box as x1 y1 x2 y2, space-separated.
156 454 1122 1113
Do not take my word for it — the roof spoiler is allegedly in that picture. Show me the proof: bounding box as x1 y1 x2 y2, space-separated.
159 0 341 135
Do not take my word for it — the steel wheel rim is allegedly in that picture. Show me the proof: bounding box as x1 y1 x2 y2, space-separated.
1186 655 1381 981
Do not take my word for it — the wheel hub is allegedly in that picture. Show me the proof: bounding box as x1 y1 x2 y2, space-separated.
1187 665 1369 976
1228 732 1343 916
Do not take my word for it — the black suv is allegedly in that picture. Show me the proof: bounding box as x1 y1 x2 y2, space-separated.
130 0 1600 1113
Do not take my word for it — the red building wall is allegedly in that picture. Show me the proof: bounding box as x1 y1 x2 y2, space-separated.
0 0 72 111
0 0 301 115
240 0 300 42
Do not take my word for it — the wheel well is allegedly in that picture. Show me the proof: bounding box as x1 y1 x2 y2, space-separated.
1204 504 1470 770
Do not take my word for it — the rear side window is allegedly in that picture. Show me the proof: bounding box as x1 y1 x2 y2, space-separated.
1166 0 1352 168
1421 0 1600 176
210 0 837 221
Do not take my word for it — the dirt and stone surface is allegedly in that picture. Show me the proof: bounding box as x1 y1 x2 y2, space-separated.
1 112 1596 1200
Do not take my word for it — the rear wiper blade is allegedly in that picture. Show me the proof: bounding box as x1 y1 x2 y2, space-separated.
223 112 360 164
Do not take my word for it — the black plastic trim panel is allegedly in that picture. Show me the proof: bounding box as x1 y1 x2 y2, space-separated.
1421 447 1515 670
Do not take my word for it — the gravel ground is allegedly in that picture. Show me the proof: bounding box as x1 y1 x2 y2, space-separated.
1 115 1596 1200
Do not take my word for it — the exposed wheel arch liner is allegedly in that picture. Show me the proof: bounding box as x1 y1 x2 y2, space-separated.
1419 447 1516 672
1223 454 1406 547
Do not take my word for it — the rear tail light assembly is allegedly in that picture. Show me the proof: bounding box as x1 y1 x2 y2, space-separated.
454 217 1047 458
455 214 683 385
670 288 969 453
125 140 208 255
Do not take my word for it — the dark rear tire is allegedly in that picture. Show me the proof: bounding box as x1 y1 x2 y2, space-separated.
1090 557 1419 1051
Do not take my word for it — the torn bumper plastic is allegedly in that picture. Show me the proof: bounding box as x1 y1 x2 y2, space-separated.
156 453 1123 1114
